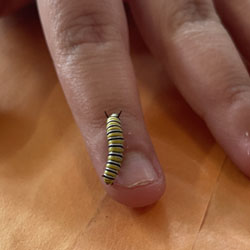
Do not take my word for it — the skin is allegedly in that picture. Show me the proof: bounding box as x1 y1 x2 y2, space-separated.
1 0 250 207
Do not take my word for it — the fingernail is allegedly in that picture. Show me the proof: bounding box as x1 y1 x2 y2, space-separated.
115 152 158 188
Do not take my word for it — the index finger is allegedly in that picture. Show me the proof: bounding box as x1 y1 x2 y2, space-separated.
37 0 165 207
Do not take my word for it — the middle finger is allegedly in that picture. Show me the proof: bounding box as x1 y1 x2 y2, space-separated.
129 0 250 175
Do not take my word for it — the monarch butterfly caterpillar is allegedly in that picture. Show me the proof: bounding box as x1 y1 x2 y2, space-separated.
102 111 124 185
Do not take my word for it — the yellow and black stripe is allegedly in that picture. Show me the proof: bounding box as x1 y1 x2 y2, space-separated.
102 112 124 185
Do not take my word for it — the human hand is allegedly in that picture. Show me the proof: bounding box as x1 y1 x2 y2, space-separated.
1 0 250 207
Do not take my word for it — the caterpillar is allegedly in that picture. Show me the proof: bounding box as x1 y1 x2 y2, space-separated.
102 111 124 185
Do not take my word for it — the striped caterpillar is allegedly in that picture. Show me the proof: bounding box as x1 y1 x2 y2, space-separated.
102 111 124 185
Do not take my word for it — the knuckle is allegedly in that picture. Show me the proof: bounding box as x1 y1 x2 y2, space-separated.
54 4 121 55
167 0 217 33
223 82 250 108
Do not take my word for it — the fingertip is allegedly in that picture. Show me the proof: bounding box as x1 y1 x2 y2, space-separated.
105 175 165 207
206 103 250 179
101 149 166 207
226 134 250 178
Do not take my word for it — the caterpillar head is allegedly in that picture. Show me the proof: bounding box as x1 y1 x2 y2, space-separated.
105 111 122 118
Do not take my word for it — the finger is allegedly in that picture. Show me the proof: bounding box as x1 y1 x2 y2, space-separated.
0 0 32 16
213 0 250 64
129 1 250 175
37 0 165 207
